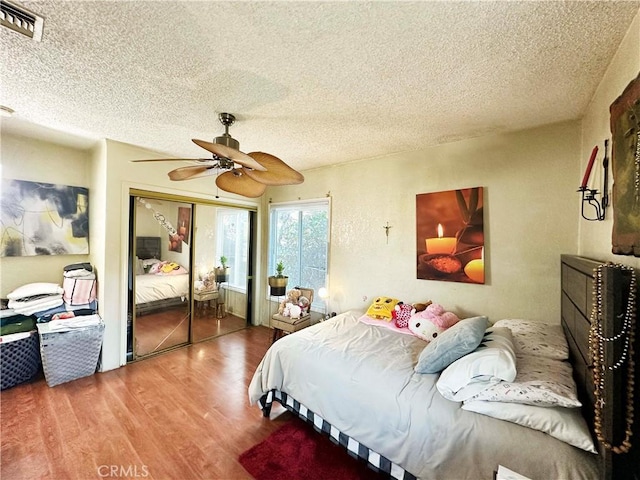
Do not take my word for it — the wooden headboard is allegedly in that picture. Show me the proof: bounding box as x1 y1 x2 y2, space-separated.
561 255 639 480
136 236 161 260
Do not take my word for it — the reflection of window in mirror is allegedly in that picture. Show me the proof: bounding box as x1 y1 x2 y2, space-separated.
216 208 249 291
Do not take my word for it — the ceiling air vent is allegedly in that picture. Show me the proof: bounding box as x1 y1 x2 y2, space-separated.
0 0 43 41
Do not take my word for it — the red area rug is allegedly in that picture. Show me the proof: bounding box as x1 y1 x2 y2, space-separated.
239 419 387 480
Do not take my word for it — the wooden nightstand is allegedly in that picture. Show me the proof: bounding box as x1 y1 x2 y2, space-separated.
194 290 218 315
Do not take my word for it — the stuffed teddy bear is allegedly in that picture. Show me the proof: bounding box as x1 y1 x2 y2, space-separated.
412 300 432 313
408 303 460 341
392 302 413 328
279 289 302 314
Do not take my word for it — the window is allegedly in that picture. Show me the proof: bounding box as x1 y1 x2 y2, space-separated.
269 199 330 311
216 208 249 291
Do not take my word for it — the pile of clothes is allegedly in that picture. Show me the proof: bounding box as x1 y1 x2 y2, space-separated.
4 263 97 325
6 282 65 317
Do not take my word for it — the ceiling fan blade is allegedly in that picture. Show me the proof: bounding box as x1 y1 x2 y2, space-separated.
168 166 217 181
215 170 267 198
243 152 305 186
192 139 267 171
132 158 212 163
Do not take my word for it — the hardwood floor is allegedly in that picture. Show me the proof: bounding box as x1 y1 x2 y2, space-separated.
135 308 247 357
1 326 292 480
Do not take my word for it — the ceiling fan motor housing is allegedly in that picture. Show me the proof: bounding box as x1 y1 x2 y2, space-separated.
213 132 240 151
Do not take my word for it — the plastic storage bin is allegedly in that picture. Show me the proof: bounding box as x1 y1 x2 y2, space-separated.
0 331 41 390
37 321 104 387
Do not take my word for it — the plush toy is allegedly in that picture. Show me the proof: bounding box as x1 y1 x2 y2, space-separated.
366 296 400 321
298 295 310 314
408 303 460 341
392 302 413 328
279 289 302 314
289 304 302 319
412 300 433 313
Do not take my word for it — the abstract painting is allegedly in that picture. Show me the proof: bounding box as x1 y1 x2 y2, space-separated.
416 187 485 283
1 179 89 256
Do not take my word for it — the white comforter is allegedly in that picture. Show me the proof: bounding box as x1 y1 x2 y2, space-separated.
135 273 189 305
249 311 598 480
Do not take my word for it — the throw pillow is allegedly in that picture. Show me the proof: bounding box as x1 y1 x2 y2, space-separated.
415 316 488 374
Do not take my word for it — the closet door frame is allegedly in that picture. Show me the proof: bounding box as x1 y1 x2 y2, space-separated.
127 188 257 362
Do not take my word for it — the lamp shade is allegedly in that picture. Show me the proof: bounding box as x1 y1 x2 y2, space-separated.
318 287 328 299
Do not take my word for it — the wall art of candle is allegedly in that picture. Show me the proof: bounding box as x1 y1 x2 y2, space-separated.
169 206 192 252
416 187 484 283
425 224 456 254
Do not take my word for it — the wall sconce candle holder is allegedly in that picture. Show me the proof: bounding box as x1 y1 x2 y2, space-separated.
578 140 609 221
578 186 608 221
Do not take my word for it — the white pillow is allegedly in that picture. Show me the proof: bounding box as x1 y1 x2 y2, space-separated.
436 327 517 402
468 354 581 408
142 258 161 267
462 400 596 453
7 283 63 300
492 319 569 360
135 257 145 275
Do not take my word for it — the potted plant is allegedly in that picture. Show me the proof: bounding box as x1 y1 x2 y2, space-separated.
268 260 288 296
215 255 229 283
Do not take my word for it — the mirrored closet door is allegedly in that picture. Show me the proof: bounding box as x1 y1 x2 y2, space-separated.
192 205 250 342
128 191 254 361
130 196 192 358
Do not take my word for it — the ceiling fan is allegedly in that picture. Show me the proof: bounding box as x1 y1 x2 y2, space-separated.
132 113 304 198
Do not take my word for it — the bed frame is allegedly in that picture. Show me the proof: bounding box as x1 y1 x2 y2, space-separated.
561 254 639 480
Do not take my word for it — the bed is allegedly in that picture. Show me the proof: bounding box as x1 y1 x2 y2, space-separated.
249 255 639 479
134 236 189 316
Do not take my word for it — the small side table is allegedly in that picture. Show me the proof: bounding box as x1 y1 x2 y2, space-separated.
194 290 218 315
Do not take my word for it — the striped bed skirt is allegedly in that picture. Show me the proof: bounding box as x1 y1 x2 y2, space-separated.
258 389 417 480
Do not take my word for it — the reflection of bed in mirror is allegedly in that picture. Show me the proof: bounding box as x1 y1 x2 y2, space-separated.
135 236 189 316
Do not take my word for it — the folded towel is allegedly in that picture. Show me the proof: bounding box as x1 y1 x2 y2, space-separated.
47 313 101 331
9 296 64 316
63 269 95 279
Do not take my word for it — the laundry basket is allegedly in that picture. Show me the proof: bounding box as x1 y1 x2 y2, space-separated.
0 331 41 390
37 320 104 387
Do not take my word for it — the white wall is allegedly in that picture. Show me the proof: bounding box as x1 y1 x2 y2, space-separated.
580 10 640 269
262 121 581 325
0 134 92 294
2 11 636 370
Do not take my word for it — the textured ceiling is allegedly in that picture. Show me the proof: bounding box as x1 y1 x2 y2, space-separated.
1 1 638 172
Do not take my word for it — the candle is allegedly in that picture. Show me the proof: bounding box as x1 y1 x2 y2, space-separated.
580 146 599 189
425 224 456 254
464 248 484 283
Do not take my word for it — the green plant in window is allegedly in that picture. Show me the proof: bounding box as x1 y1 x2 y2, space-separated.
220 256 228 268
275 260 285 278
